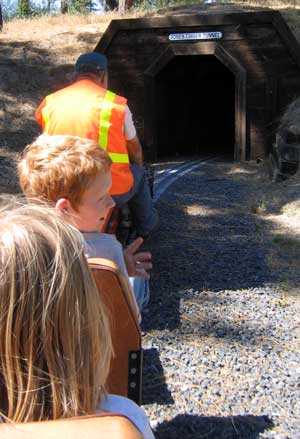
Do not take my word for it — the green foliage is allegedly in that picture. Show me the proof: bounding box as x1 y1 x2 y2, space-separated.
132 0 240 11
16 0 49 18
69 0 100 12
18 0 30 16
3 0 300 23
133 0 197 9
3 0 101 18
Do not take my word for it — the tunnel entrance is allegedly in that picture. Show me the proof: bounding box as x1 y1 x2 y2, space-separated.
99 8 300 161
155 55 235 160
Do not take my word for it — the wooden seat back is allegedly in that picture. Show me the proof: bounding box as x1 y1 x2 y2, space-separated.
0 414 143 439
88 258 142 405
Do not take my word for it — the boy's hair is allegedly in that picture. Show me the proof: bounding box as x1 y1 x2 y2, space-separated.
0 197 112 422
18 135 112 208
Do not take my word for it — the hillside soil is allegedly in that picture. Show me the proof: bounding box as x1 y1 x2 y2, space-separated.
1 3 300 437
1 2 300 238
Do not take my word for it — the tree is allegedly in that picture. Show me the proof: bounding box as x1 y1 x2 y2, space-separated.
68 0 98 13
0 3 3 30
105 0 133 12
105 0 117 10
118 0 124 15
19 0 30 16
61 0 68 13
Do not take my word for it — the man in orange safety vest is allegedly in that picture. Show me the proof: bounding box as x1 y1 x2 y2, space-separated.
35 52 158 240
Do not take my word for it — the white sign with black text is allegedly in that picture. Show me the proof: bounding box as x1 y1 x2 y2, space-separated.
168 32 223 41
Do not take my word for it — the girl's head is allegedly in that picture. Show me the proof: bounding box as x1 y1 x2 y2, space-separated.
0 198 112 422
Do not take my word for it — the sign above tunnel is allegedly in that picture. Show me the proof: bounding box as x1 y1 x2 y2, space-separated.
169 31 223 41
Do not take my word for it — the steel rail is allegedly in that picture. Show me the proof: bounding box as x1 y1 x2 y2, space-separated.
153 156 220 203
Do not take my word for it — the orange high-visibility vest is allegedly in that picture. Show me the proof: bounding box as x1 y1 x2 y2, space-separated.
35 79 133 195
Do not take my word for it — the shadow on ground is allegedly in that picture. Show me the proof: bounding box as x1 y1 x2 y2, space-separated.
154 413 274 439
143 163 300 332
0 40 73 152
142 348 174 405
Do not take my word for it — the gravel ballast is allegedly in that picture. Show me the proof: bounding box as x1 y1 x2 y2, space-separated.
141 160 300 439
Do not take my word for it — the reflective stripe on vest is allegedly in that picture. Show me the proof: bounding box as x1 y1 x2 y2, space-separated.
98 90 130 165
108 152 129 163
98 90 116 150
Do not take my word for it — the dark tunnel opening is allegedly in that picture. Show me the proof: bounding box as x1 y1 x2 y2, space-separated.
155 55 235 160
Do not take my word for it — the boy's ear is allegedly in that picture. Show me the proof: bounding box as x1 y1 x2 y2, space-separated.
55 198 74 216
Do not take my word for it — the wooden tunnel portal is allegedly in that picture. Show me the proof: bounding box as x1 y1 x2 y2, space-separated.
96 5 300 163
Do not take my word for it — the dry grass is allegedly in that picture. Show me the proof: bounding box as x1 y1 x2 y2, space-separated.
2 1 300 42
1 11 144 41
0 11 143 155
221 161 300 292
0 11 144 71
2 2 300 276
1 2 299 151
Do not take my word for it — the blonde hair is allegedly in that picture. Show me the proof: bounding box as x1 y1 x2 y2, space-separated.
18 135 112 209
0 197 112 422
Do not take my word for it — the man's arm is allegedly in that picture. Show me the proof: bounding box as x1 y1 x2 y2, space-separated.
126 136 144 165
124 105 144 165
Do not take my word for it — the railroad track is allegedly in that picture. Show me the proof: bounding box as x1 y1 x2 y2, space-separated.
152 156 221 203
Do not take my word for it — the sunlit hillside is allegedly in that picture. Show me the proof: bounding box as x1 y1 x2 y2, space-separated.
1 1 300 153
1 1 300 254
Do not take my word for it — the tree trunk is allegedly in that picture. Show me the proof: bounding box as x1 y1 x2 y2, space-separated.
125 0 133 9
117 0 134 15
0 3 3 31
118 0 125 15
105 0 118 11
61 0 68 14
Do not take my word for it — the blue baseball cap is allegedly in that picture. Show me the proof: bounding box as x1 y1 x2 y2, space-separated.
75 52 108 73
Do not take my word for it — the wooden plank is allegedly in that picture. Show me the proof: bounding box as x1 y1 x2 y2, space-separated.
214 44 247 161
246 86 266 106
272 12 300 68
249 108 267 122
250 126 267 156
266 77 278 118
223 42 298 76
144 46 177 78
277 77 300 113
249 120 268 159
235 70 247 161
104 27 293 81
249 142 267 159
144 74 157 161
108 41 293 82
95 10 277 52
104 10 276 33
111 42 292 79
104 26 281 54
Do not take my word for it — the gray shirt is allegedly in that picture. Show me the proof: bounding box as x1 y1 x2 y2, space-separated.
83 232 141 321
83 232 128 279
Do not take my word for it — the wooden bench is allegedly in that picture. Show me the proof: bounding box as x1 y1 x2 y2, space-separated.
88 258 142 405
